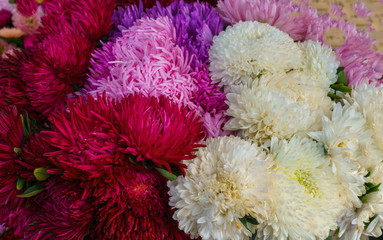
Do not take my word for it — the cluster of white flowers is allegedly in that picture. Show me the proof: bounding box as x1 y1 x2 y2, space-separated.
168 20 383 240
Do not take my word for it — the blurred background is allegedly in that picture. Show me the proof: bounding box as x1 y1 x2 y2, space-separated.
309 0 383 52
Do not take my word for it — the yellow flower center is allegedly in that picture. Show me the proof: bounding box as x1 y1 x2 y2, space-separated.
294 169 319 198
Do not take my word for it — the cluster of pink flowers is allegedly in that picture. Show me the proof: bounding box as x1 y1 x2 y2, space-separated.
0 0 382 239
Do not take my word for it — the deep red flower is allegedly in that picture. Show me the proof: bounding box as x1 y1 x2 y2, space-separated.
23 178 96 240
16 0 38 17
43 0 116 40
0 10 12 28
116 94 205 173
0 108 35 237
89 165 190 240
0 228 22 240
22 32 95 117
0 51 29 114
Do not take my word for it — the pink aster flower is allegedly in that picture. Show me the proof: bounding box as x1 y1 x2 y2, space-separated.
86 17 198 108
0 39 16 59
306 14 383 86
354 2 372 18
330 3 346 18
217 0 318 41
12 6 44 35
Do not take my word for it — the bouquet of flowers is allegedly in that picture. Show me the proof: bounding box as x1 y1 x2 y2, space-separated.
0 0 383 239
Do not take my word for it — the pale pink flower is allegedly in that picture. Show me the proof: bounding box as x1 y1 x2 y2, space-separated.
330 3 346 18
354 2 372 18
11 5 44 35
217 0 318 41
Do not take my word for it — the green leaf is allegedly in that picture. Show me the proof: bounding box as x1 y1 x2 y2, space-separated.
331 84 352 93
16 177 25 191
9 0 15 3
17 184 45 198
244 215 259 225
336 67 345 74
323 144 328 155
337 70 348 86
33 167 50 181
14 147 22 154
239 217 252 232
20 114 28 138
365 171 371 177
155 167 178 181
327 93 342 99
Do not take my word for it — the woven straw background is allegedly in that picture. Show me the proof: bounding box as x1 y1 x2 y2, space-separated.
309 0 383 52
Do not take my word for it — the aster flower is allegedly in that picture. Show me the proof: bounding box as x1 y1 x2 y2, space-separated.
345 84 383 156
12 6 44 35
224 72 331 144
0 50 29 114
89 165 190 240
16 0 38 17
0 9 12 27
43 0 116 41
208 21 304 89
146 0 225 68
109 3 146 41
309 103 369 209
330 3 346 19
86 17 197 108
256 136 348 240
305 14 383 86
41 94 203 192
24 178 96 240
337 164 383 240
168 136 273 240
23 31 95 117
354 2 372 19
0 39 16 59
217 0 318 41
298 40 340 88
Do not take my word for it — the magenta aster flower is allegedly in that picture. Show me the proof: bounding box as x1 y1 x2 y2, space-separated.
16 0 38 17
0 9 12 27
86 17 198 108
217 0 318 41
330 3 346 18
22 31 95 117
43 0 116 40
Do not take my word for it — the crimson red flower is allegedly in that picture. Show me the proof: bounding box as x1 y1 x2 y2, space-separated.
0 51 29 114
0 10 12 28
116 94 205 173
22 32 95 117
23 178 96 240
16 0 38 17
43 0 116 40
41 94 203 187
0 108 35 237
89 165 190 240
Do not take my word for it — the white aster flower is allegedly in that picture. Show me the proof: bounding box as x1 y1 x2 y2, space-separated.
298 40 340 88
309 103 369 209
224 73 331 145
337 164 383 240
208 21 304 89
168 136 273 240
346 83 383 156
257 136 349 240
